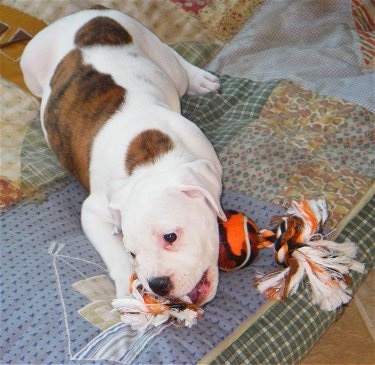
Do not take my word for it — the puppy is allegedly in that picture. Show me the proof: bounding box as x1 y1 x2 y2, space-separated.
21 7 226 305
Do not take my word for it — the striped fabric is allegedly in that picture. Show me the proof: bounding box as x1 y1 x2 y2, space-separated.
73 322 168 363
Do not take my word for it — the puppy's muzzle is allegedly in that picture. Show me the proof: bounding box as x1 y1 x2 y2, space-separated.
148 276 172 296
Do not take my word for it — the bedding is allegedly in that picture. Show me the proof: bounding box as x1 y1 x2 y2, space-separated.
1 0 374 364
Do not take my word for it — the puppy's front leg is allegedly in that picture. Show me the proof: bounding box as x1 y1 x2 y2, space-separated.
171 49 221 96
81 196 133 298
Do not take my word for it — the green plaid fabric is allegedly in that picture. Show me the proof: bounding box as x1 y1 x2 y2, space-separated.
206 194 374 365
181 75 280 153
20 118 68 196
338 197 375 273
171 42 221 68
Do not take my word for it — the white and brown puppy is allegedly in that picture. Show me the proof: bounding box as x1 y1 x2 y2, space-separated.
21 7 226 305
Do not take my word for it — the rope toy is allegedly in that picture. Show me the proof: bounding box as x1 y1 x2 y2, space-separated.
112 199 365 328
254 198 365 311
112 274 203 329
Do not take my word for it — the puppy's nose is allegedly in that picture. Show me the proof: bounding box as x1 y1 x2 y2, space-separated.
148 276 172 296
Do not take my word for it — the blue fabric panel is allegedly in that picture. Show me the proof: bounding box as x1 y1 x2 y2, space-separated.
1 178 284 364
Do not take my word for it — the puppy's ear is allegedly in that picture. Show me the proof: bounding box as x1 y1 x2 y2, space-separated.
180 185 227 221
177 159 227 221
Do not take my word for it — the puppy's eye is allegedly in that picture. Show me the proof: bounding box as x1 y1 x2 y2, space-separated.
163 232 177 244
129 251 136 259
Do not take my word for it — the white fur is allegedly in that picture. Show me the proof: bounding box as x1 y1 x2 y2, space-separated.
21 9 225 304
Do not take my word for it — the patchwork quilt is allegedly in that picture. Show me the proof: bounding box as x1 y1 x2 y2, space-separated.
1 0 374 364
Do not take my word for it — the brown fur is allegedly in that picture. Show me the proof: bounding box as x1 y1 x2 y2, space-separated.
89 5 109 10
75 16 132 47
125 129 175 175
44 48 125 190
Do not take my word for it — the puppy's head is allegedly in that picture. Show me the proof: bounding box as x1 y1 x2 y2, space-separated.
109 159 226 305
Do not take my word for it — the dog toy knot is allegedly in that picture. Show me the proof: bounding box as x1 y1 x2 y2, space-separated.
218 210 273 271
254 198 365 311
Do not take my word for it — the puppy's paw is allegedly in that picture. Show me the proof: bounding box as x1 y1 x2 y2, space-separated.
186 68 220 96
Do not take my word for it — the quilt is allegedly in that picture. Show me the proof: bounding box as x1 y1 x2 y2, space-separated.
1 0 374 364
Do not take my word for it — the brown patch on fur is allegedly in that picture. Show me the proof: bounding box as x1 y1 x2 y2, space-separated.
89 5 109 10
75 16 132 47
125 130 174 175
44 49 125 190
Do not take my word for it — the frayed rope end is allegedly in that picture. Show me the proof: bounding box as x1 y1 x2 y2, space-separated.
254 199 366 311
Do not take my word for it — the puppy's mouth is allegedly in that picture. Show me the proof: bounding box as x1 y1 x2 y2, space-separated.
187 270 210 305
